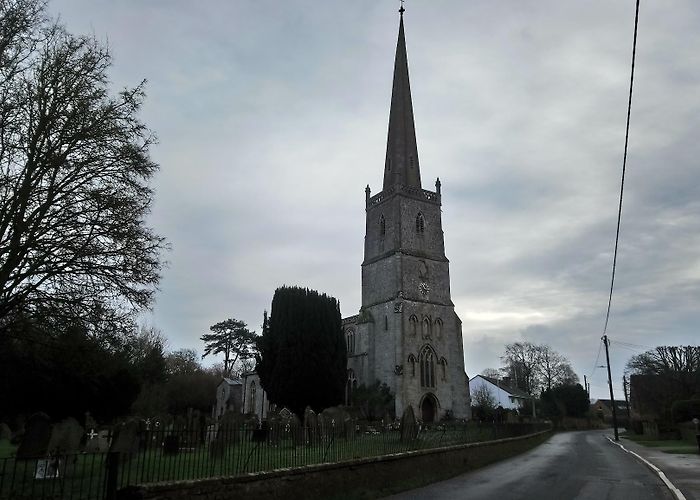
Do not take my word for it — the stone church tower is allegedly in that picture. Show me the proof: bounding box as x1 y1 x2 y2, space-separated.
343 10 471 421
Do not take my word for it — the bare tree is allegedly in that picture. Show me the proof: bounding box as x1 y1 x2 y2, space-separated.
537 344 578 390
471 385 497 418
0 0 46 79
0 1 166 332
626 345 700 397
627 345 700 375
481 368 501 380
501 342 541 395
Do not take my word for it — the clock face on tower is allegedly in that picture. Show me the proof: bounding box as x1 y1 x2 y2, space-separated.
419 282 430 296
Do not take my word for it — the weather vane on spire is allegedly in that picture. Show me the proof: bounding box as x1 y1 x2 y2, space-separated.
399 0 405 15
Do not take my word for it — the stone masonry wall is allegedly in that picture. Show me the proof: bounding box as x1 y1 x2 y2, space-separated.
118 429 552 500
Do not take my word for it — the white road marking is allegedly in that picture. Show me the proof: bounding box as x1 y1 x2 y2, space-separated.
606 436 687 500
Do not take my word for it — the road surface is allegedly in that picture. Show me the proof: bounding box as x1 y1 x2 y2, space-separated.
384 430 674 500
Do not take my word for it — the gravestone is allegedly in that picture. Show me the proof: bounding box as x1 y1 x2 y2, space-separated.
267 416 282 446
163 434 179 455
303 407 318 445
109 421 139 457
252 421 269 443
84 429 110 453
48 417 83 454
205 424 217 445
210 411 238 459
400 406 418 442
0 422 11 441
16 412 51 458
84 412 97 431
321 407 353 440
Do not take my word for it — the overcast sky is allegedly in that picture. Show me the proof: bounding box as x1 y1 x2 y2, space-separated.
49 1 700 400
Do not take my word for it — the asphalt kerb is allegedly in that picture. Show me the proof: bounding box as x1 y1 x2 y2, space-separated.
606 436 687 500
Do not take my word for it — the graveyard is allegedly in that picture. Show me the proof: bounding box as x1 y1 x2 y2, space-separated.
0 404 547 499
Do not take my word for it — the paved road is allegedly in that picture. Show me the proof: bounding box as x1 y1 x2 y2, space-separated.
384 430 675 500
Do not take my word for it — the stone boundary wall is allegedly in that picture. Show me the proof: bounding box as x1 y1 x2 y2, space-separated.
118 428 553 500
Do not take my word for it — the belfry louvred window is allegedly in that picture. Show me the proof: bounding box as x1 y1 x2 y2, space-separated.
416 213 425 233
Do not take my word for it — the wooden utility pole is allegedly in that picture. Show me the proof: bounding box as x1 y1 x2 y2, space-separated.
603 335 619 441
584 375 589 398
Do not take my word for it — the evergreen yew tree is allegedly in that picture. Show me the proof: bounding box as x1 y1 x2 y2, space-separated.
256 286 346 417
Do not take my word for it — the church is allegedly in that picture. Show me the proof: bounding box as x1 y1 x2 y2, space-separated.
238 9 471 423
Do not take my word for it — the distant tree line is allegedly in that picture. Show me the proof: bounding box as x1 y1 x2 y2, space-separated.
482 341 579 396
625 345 700 423
476 342 585 421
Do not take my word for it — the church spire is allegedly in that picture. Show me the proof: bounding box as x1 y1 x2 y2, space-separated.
383 6 421 190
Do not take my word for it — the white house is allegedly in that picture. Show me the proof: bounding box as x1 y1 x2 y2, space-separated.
469 375 533 412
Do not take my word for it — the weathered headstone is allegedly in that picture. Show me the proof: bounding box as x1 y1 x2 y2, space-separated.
321 406 353 440
48 417 83 454
84 428 110 453
210 411 237 459
400 406 418 442
205 424 218 445
109 421 139 457
16 412 51 458
303 407 318 445
163 434 179 455
252 421 269 443
267 416 282 446
84 412 97 431
0 422 11 441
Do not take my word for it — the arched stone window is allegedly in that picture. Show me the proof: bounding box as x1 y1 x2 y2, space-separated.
422 317 431 340
409 315 418 336
250 381 257 413
380 214 386 237
435 318 443 339
416 213 425 233
346 369 357 405
419 346 436 388
439 357 448 381
408 354 417 377
346 329 355 354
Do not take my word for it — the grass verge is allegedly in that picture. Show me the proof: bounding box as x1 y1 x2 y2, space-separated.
622 434 698 455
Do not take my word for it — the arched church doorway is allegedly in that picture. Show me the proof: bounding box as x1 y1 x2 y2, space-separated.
420 394 437 423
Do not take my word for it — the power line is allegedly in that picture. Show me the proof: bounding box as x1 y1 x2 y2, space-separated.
611 341 652 352
602 0 640 338
589 339 603 378
612 340 653 350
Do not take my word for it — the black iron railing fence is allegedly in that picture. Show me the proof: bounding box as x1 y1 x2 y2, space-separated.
0 421 549 500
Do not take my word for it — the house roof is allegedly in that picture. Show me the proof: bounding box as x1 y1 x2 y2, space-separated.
221 377 242 386
472 375 532 399
593 399 629 410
